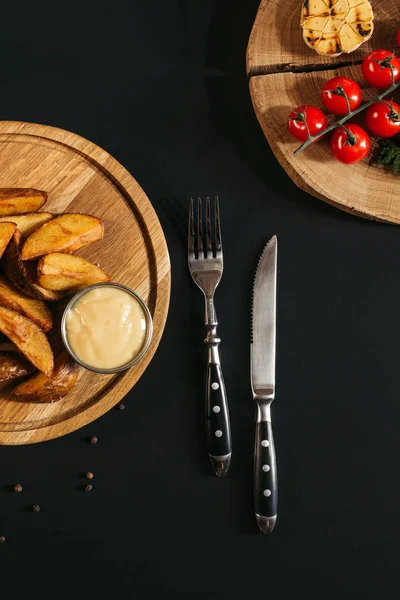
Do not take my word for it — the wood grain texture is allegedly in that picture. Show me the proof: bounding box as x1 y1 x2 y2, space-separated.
247 0 399 76
0 121 170 445
247 0 400 224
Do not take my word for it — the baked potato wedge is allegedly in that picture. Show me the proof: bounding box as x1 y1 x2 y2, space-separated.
0 222 16 259
0 188 47 216
0 275 53 332
21 214 104 261
0 352 35 383
4 230 62 302
13 350 79 403
0 307 53 376
0 212 53 237
37 253 110 291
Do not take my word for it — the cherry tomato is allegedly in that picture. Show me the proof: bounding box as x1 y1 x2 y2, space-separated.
362 50 400 89
365 100 400 138
330 124 371 164
287 105 328 142
397 28 400 48
321 77 362 115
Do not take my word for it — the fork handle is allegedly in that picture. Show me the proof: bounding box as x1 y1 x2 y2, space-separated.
205 361 231 477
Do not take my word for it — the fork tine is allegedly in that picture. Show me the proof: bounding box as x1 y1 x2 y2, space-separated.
206 196 212 257
188 198 195 255
197 197 204 257
215 196 222 254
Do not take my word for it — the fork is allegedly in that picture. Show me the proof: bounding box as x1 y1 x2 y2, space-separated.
188 197 232 477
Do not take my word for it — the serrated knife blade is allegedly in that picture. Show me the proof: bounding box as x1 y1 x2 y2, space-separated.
250 235 278 535
251 236 277 399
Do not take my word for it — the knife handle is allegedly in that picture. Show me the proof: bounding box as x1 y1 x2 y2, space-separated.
205 362 231 477
254 418 277 534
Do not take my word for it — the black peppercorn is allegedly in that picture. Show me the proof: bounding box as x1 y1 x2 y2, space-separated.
90 436 98 444
85 484 93 492
86 472 94 480
14 484 22 493
32 504 40 512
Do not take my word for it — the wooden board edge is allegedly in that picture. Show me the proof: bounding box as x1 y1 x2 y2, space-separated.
246 0 267 77
248 77 399 225
0 270 171 445
246 0 367 78
0 120 171 271
0 121 172 444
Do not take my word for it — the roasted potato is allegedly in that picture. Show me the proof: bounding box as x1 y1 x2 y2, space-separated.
0 212 53 237
21 214 104 261
0 275 53 332
0 307 53 377
37 253 110 291
4 230 62 302
0 188 47 216
0 352 35 383
13 350 79 403
0 222 16 259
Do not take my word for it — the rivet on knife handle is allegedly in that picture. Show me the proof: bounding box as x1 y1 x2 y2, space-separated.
254 415 277 534
251 235 278 533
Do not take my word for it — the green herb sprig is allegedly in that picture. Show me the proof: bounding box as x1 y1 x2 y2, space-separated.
376 137 400 174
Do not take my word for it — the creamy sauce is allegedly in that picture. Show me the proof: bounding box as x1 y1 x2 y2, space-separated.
65 287 147 370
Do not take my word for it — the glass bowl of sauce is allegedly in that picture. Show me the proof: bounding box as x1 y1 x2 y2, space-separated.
61 283 153 374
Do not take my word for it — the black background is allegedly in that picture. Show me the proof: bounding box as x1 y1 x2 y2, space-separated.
1 0 400 597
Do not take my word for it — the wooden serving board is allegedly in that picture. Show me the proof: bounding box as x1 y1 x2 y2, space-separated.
0 121 170 445
247 0 400 224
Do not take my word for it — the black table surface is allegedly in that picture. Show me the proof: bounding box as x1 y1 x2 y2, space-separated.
2 1 400 597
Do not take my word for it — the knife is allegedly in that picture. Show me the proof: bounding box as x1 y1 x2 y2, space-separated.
251 235 278 534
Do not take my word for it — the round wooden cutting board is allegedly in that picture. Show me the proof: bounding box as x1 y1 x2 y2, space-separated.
247 0 400 224
0 121 170 445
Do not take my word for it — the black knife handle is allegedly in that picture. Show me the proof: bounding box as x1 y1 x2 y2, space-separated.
254 419 277 534
205 362 231 476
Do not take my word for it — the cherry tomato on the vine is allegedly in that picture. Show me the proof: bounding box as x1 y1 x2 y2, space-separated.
362 50 400 89
321 77 362 115
287 105 328 142
365 100 400 138
330 124 371 164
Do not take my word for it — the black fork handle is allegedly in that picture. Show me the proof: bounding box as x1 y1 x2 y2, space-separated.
205 361 231 476
204 320 231 477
